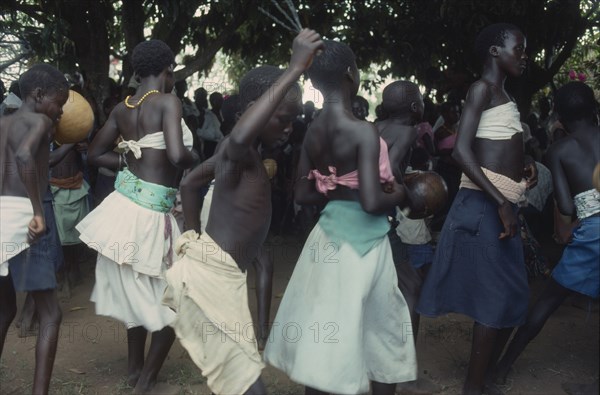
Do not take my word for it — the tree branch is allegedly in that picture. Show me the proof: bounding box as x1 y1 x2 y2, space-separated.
10 3 52 25
174 33 229 81
173 11 247 81
0 50 32 73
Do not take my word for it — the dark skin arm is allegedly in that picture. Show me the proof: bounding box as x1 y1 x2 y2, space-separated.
49 143 76 167
180 138 227 232
452 81 517 239
523 155 538 189
15 116 51 241
546 141 578 244
225 29 323 162
357 124 407 213
180 155 217 233
388 126 417 181
162 94 199 168
546 142 575 217
294 142 328 206
87 109 120 170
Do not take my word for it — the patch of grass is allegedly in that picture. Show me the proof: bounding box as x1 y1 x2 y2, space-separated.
164 362 204 386
50 377 89 395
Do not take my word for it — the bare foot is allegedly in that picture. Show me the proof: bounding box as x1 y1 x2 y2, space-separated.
127 372 141 388
133 382 181 394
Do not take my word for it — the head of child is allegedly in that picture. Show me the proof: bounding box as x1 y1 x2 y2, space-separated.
307 40 359 102
131 39 175 93
209 92 224 111
375 104 388 121
19 64 69 123
351 96 369 120
440 101 461 126
382 81 424 125
174 80 188 99
474 23 527 78
554 82 599 128
239 65 302 148
194 87 209 109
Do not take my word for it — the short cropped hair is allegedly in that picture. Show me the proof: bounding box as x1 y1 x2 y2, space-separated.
474 23 521 66
353 95 369 109
19 64 68 99
239 65 301 110
554 82 599 123
307 40 356 91
209 92 223 109
131 40 175 78
382 81 421 115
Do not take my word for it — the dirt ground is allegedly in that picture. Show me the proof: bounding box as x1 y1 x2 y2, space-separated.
0 233 598 395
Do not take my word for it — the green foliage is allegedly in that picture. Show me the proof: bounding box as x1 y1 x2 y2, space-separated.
1 0 598 109
554 27 599 91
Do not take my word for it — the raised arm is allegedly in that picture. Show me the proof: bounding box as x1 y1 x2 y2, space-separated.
226 29 323 161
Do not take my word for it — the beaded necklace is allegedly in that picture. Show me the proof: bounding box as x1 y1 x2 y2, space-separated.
124 90 160 109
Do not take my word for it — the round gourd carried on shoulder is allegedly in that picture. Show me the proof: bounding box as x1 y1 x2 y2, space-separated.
55 90 94 144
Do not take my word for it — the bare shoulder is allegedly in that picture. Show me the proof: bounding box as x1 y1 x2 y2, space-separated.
350 119 379 146
548 135 577 158
159 93 181 110
216 137 241 164
466 80 492 104
16 112 52 135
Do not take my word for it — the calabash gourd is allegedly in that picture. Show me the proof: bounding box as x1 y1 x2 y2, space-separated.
55 90 94 144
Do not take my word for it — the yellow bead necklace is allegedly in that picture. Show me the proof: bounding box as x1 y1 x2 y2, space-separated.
124 89 160 109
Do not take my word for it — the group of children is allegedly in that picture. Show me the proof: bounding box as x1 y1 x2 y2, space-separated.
1 22 598 395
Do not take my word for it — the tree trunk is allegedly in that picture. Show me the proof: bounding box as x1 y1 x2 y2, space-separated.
56 0 111 126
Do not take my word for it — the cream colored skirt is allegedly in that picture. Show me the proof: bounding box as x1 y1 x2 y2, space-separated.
163 231 264 395
264 223 417 394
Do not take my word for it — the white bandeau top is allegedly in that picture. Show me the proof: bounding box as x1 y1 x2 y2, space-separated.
118 119 194 159
476 101 523 140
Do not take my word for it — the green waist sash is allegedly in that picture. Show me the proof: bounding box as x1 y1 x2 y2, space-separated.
114 169 177 213
318 200 391 256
